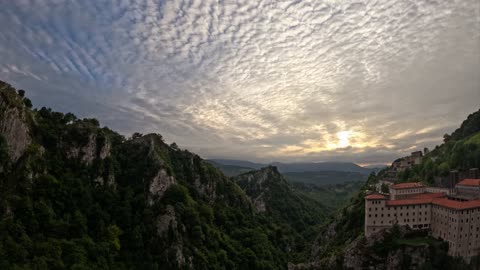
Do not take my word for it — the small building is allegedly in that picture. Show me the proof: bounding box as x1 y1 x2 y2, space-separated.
455 179 480 200
389 182 425 200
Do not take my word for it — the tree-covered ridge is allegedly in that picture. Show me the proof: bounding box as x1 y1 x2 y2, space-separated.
447 109 480 142
0 80 327 269
234 166 329 262
303 173 476 270
396 109 480 184
302 108 480 269
291 181 365 209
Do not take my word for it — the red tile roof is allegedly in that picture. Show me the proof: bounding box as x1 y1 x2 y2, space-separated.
432 198 480 210
385 192 446 206
365 193 386 200
456 179 480 187
384 191 480 210
391 182 425 189
411 192 446 199
386 198 433 206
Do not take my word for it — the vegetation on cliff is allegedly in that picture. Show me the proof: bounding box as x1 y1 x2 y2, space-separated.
397 109 480 184
306 108 480 269
0 80 328 269
234 167 329 262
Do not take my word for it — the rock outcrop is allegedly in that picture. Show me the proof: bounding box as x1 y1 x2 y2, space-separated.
235 166 288 213
66 132 111 165
0 83 31 162
341 227 430 270
148 169 176 205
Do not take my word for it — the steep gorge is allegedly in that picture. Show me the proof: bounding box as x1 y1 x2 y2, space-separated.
0 80 328 269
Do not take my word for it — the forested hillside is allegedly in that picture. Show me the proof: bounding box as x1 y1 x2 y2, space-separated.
0 80 328 269
396 109 480 183
234 167 328 262
291 181 364 208
298 109 480 270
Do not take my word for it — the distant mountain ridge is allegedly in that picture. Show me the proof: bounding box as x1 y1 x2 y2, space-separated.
208 159 374 175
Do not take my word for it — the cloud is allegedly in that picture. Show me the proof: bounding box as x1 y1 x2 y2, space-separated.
0 0 479 164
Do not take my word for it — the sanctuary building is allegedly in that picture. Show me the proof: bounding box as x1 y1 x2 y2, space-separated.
365 179 480 261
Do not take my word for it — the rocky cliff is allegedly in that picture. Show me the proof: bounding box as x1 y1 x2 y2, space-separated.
0 81 31 161
296 172 478 270
235 166 329 262
0 80 313 269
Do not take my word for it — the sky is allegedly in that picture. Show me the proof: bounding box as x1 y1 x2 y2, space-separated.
0 0 479 165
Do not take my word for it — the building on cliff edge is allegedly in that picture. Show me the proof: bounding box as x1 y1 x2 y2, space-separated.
365 179 480 262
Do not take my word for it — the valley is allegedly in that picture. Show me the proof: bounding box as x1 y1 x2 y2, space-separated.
1 80 479 269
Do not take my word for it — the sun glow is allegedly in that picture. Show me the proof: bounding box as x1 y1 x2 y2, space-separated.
336 131 351 148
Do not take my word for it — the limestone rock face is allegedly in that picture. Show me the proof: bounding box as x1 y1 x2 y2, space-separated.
193 174 217 201
66 133 111 165
341 227 429 270
148 168 176 205
0 103 30 162
252 192 267 212
80 133 97 165
156 205 177 236
234 166 286 213
99 137 111 159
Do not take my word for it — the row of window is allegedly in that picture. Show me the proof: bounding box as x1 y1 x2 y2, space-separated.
395 188 424 194
371 217 428 224
368 204 429 212
432 213 480 224
368 212 429 218
433 204 480 214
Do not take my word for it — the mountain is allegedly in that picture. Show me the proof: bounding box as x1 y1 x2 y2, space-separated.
0 80 328 269
207 159 265 170
234 166 328 262
297 109 480 270
209 159 372 186
271 162 373 175
448 108 480 141
395 109 480 184
207 160 256 176
291 181 365 209
283 171 367 185
210 159 374 175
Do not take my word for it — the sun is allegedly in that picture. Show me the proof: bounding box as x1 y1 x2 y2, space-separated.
336 131 351 148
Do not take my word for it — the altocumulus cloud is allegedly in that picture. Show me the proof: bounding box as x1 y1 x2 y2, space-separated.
0 0 479 164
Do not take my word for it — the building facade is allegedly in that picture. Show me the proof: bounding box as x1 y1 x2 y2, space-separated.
365 179 480 261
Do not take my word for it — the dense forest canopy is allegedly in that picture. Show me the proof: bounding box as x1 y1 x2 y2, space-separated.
0 80 334 269
1 80 478 270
